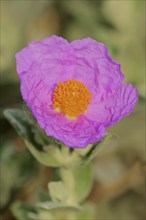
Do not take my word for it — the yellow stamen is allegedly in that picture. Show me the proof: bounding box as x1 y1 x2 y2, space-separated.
53 79 92 119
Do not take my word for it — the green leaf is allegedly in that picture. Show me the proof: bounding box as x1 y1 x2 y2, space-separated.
3 109 60 167
32 211 54 220
77 202 96 220
60 163 94 203
11 202 37 220
48 181 67 202
25 141 61 167
83 134 112 162
11 201 55 220
37 201 80 210
73 163 93 203
4 109 42 149
0 141 38 208
77 135 110 158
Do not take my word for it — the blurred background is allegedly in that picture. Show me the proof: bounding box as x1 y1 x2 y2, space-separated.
0 1 145 220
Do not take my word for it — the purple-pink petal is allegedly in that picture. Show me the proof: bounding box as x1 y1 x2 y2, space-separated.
16 35 138 148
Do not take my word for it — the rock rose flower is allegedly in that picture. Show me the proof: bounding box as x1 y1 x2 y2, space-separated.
16 36 138 148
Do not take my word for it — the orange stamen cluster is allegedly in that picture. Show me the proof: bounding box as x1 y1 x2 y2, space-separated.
53 79 92 119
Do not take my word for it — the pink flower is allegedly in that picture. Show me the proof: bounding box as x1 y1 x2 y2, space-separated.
16 36 138 148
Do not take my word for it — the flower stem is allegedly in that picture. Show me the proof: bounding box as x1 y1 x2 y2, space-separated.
60 166 77 205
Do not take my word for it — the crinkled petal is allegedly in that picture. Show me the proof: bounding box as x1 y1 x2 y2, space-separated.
16 36 70 74
107 84 138 127
44 115 106 148
15 35 138 148
85 84 138 128
71 38 124 101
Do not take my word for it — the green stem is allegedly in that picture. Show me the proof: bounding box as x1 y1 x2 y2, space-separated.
60 167 77 205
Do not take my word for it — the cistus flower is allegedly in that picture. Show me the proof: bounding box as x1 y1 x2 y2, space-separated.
16 36 138 148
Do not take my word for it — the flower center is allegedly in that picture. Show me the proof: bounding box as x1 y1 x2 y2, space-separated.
53 79 92 119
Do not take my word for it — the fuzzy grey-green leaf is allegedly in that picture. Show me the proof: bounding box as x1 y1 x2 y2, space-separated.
73 163 93 203
48 181 67 202
4 109 61 167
